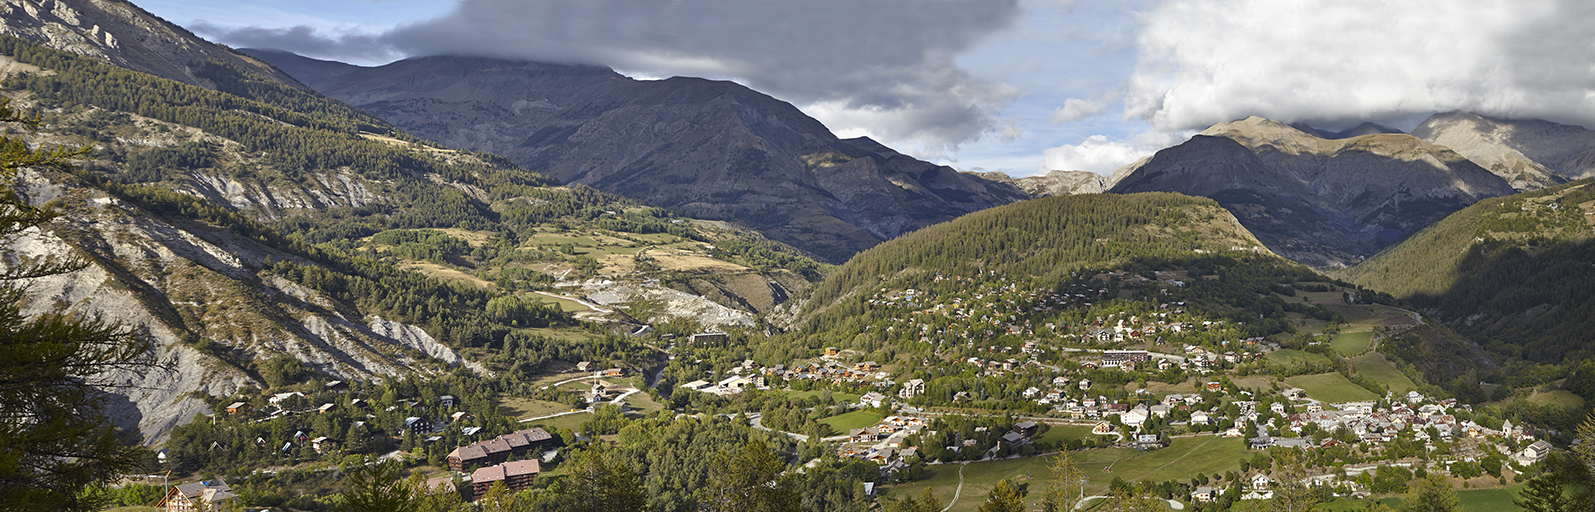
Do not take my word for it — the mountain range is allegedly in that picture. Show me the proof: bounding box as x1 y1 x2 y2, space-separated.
10 0 1595 451
241 50 1029 264
1108 116 1517 268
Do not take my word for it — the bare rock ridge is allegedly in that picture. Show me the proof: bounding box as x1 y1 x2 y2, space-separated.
978 169 1113 197
1110 116 1516 269
11 170 484 444
0 0 299 89
240 50 1030 263
1412 112 1591 190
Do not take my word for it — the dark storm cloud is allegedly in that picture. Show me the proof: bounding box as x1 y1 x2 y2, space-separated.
192 22 401 64
208 0 1024 155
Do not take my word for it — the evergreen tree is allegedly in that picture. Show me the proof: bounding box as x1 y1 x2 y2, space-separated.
1514 473 1572 512
0 96 158 512
336 460 416 512
548 445 648 512
886 488 943 512
701 439 799 512
1401 472 1460 512
978 479 1025 512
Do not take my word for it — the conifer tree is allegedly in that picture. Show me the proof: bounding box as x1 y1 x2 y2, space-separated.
0 96 157 511
1401 472 1460 512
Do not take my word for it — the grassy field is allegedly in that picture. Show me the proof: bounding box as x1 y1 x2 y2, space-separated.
531 292 595 312
1527 389 1586 408
518 326 602 342
1456 484 1527 512
1268 349 1331 365
885 436 1245 512
495 396 576 419
1331 332 1375 356
1033 425 1098 447
820 411 885 432
521 411 592 433
1349 353 1418 394
398 261 494 289
1286 373 1381 403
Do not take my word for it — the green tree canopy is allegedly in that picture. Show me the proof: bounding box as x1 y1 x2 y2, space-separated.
0 96 157 511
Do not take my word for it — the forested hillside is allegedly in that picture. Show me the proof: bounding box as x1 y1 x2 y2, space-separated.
1336 179 1595 364
797 192 1269 317
0 33 821 441
766 192 1363 365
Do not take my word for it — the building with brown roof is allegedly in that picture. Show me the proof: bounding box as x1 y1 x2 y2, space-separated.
447 427 554 472
470 460 541 500
158 479 237 511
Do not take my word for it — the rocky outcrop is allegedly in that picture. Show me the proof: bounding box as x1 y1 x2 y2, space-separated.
9 169 481 443
241 51 1029 263
1412 112 1591 189
0 0 301 89
1110 116 1515 269
981 169 1114 197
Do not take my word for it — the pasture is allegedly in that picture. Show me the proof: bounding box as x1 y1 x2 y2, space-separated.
1285 373 1381 403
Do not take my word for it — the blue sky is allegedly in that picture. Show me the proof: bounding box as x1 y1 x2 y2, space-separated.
138 0 1595 178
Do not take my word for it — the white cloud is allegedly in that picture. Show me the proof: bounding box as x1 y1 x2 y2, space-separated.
1038 131 1188 174
1125 0 1595 131
1050 98 1106 123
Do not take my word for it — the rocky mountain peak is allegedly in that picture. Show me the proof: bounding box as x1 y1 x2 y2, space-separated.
1412 111 1586 190
0 0 299 88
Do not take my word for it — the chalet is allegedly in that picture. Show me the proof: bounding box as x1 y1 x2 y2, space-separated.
1135 435 1164 449
1001 431 1027 445
440 395 456 408
577 361 593 372
601 368 625 377
225 402 247 414
1091 421 1116 435
403 417 433 434
1013 421 1039 438
1251 473 1272 489
859 392 888 408
450 411 475 423
311 437 336 454
158 479 237 512
317 403 337 414
1190 487 1219 503
325 380 348 392
850 428 881 443
471 460 541 500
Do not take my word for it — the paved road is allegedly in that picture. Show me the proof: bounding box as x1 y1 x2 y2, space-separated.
747 413 810 442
